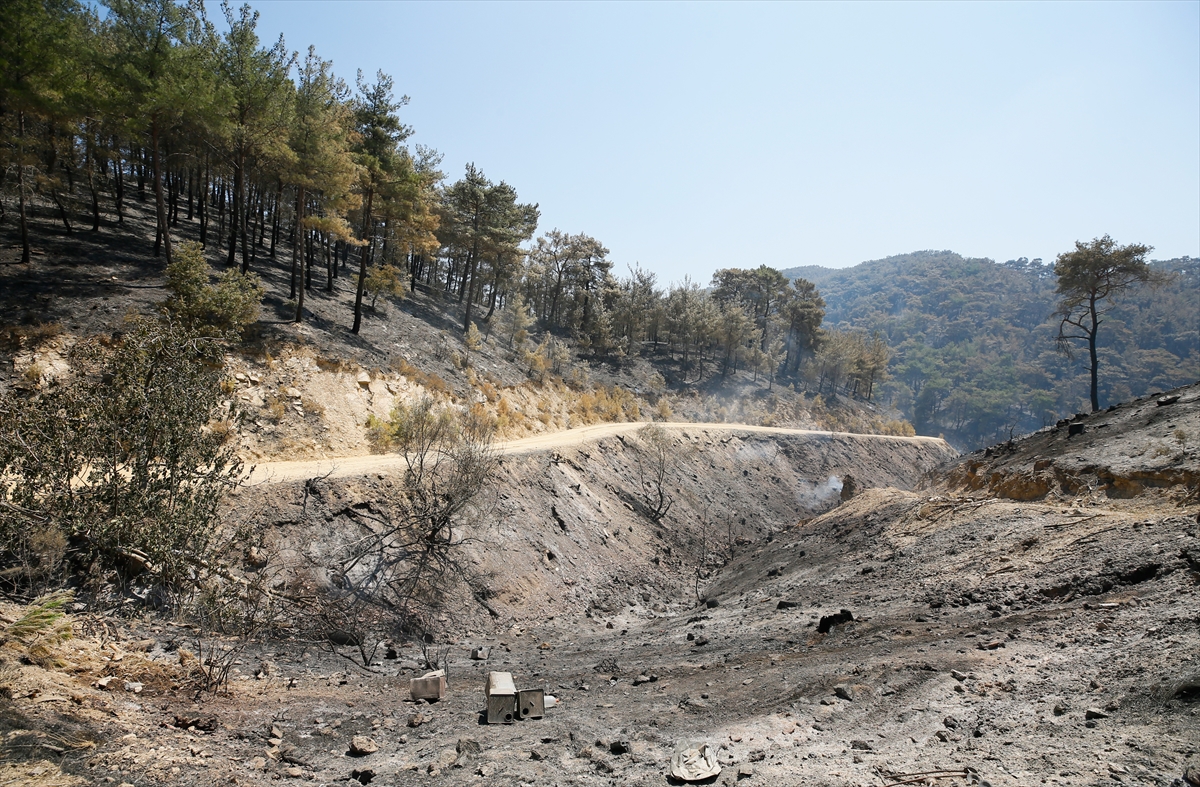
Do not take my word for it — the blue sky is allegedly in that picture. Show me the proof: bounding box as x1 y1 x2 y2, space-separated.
248 0 1199 284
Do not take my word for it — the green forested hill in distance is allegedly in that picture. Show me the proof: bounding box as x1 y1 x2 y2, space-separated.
782 251 1199 449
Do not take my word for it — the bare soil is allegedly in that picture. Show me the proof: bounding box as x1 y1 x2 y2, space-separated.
1 386 1198 786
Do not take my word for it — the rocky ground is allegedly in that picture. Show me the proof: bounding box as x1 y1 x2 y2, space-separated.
0 388 1197 787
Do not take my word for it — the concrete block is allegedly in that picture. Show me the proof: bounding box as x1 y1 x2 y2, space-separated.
518 689 544 720
487 693 517 724
410 674 445 701
485 671 517 724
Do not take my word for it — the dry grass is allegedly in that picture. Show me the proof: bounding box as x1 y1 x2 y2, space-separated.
314 354 354 373
208 419 238 444
393 357 453 397
21 362 44 383
478 378 500 403
0 760 87 786
656 398 673 421
0 322 65 352
2 592 74 668
263 393 288 422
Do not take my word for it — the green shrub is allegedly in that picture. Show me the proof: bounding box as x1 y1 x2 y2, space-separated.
0 318 243 597
164 241 264 338
364 263 407 310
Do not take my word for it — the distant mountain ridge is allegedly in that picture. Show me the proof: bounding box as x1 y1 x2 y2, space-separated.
782 250 1199 449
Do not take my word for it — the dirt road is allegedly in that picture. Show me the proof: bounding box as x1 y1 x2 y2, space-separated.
242 421 947 485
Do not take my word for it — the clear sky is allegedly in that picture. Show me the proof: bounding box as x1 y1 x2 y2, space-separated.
248 0 1200 284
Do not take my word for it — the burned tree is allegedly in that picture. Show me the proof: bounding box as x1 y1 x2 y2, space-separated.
630 424 689 523
302 397 498 662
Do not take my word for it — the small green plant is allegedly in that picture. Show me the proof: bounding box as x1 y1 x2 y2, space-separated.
365 413 391 452
364 263 407 311
164 241 265 338
463 321 483 367
499 292 534 349
2 591 73 667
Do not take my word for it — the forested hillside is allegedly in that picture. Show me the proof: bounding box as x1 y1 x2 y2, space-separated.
2 0 906 437
783 251 1199 448
5 1 1193 454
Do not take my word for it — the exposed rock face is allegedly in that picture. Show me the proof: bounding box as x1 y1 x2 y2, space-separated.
241 426 956 629
943 382 1200 502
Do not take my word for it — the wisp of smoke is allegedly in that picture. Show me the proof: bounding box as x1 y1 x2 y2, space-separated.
792 474 843 513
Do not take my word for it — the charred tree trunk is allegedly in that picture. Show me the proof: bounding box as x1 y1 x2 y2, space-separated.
85 126 101 232
150 119 171 263
325 231 334 292
352 188 375 335
199 157 209 247
16 112 31 265
304 226 313 290
270 178 281 257
292 185 305 319
113 138 125 225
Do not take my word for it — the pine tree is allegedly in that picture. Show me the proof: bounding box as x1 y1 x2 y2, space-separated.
1054 235 1159 412
500 292 535 349
351 70 412 335
285 46 358 322
105 0 196 264
0 0 85 263
216 0 294 274
439 165 538 334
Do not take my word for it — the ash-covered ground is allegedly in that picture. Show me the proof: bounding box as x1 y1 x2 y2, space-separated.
1 388 1197 787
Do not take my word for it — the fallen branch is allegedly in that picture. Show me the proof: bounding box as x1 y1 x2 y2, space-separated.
1065 523 1123 548
1044 513 1105 530
877 768 978 787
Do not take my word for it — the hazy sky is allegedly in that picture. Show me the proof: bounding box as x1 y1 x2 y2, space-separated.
248 1 1200 284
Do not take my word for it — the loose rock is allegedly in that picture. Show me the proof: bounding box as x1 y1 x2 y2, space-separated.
348 736 378 756
817 609 854 634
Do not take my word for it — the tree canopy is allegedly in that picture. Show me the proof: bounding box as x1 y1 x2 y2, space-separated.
1054 235 1158 412
782 250 1196 447
2 0 1191 452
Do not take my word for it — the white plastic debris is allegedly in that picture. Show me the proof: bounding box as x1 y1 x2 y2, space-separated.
670 739 720 782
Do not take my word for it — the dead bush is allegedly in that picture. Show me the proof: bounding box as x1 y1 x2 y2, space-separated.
0 322 64 352
297 396 498 663
263 393 288 422
301 397 326 416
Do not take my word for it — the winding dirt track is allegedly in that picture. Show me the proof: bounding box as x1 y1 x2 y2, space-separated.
243 422 946 486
